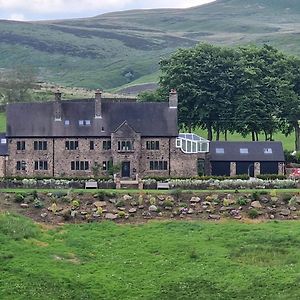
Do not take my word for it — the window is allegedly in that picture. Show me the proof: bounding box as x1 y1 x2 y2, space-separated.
176 133 209 154
90 141 94 150
16 160 26 171
264 148 273 154
17 141 25 150
149 160 168 170
71 161 89 171
34 160 48 170
64 120 70 126
79 120 91 126
118 140 133 151
34 141 47 151
146 141 159 150
240 148 248 154
103 140 111 150
65 140 79 150
1 138 6 144
102 160 112 171
216 148 224 154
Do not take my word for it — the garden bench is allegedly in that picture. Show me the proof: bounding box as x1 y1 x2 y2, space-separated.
85 181 98 189
157 182 170 189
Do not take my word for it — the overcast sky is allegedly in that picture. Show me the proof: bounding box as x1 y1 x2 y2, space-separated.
0 0 215 21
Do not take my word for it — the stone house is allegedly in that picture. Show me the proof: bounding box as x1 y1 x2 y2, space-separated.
4 90 210 178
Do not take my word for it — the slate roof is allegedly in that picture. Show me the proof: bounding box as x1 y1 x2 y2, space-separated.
6 99 178 137
210 141 284 162
0 132 8 156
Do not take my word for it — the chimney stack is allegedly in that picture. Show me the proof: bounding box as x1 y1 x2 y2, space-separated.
95 89 102 119
54 89 62 121
169 89 178 108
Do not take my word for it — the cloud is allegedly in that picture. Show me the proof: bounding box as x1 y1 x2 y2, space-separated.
0 0 215 20
8 13 26 21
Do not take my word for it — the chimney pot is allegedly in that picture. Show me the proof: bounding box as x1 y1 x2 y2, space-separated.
169 89 178 108
95 89 102 119
55 89 62 101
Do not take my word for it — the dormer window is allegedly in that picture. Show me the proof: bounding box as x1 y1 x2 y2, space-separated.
1 138 6 144
264 148 272 154
64 120 70 126
79 120 91 126
240 148 248 154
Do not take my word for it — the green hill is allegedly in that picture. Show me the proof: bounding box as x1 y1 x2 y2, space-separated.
1 0 300 89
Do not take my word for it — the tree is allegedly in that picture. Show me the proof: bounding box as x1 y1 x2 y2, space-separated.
0 65 38 103
234 45 293 141
159 43 243 139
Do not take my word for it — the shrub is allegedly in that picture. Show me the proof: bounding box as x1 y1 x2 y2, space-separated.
31 190 38 199
282 193 292 204
71 200 80 209
149 197 157 205
14 193 24 203
252 191 260 201
118 211 126 218
163 199 174 207
270 190 277 197
170 189 183 200
33 199 44 209
248 209 259 219
116 200 125 208
237 197 247 206
53 191 68 198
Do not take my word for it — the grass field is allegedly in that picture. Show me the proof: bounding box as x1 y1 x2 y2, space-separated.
194 128 295 151
1 214 300 299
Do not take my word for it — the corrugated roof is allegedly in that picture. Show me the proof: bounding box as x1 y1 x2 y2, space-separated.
6 99 178 137
210 141 284 162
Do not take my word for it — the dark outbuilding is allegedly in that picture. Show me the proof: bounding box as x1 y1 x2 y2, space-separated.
210 141 285 177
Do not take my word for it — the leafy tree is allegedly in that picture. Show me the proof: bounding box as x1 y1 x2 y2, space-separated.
159 43 243 139
234 45 293 141
0 65 38 103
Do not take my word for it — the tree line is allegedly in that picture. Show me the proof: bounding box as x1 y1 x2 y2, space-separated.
139 43 300 150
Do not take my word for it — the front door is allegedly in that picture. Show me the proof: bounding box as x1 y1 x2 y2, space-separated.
121 161 130 178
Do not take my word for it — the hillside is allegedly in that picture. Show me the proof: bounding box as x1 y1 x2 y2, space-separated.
1 0 300 89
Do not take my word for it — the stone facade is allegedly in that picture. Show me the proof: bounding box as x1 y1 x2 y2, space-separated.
6 133 210 178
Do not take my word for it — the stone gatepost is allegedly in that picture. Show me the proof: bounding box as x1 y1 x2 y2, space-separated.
230 162 236 177
278 162 285 175
254 162 260 177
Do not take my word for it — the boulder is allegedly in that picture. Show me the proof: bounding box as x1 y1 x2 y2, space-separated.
251 201 262 209
190 197 201 203
209 214 221 220
105 213 117 220
94 201 106 208
280 209 291 216
123 195 133 201
20 203 29 208
40 213 48 218
128 208 137 213
149 205 158 212
187 208 194 214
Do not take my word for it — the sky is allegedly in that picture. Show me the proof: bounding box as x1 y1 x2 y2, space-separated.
0 0 216 21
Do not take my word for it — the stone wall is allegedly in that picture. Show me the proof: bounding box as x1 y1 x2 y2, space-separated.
7 138 54 177
169 138 208 177
6 135 210 178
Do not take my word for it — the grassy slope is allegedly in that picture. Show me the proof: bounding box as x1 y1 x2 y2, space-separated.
1 0 300 89
1 214 300 299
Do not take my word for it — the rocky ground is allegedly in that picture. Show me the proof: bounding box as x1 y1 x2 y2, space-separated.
1 190 300 224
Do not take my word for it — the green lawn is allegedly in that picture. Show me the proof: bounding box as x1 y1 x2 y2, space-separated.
0 112 6 132
1 214 300 299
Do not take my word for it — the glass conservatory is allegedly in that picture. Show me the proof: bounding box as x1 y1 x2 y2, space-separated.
176 133 209 154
